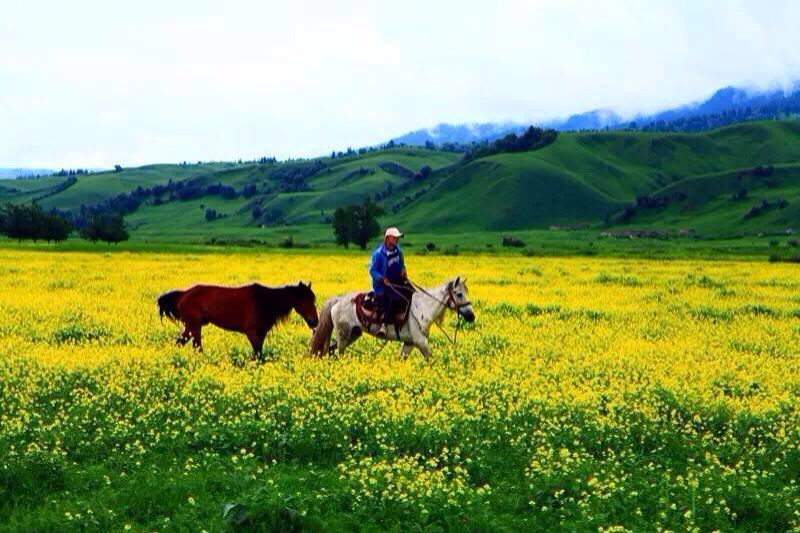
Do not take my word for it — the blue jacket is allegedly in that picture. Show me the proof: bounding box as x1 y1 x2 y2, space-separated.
370 242 405 294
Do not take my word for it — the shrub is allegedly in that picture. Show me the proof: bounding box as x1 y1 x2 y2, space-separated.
751 164 774 177
502 236 526 248
414 165 432 180
242 184 257 198
731 188 748 201
219 185 238 200
442 246 459 256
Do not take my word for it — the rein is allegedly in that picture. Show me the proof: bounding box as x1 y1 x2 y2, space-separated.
386 279 468 348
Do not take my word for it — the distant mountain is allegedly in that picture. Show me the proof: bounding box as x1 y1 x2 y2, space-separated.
391 81 800 145
632 84 800 132
391 110 624 146
0 168 55 179
392 122 527 146
545 109 623 131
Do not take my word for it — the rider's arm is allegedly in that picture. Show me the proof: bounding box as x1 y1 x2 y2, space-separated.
399 245 407 278
369 247 385 285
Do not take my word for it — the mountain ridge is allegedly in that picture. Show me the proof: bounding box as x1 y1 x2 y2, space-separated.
391 81 800 145
3 120 800 243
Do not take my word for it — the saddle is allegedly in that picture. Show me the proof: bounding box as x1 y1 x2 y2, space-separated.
353 286 413 332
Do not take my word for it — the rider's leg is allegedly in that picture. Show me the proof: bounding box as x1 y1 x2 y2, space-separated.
377 292 392 336
380 290 393 322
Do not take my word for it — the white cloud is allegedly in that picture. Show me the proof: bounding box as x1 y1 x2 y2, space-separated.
1 0 799 167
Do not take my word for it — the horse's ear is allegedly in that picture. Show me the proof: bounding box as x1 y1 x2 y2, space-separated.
308 281 312 289
455 276 460 286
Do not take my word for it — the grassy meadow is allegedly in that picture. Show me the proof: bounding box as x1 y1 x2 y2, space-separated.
3 121 800 243
2 247 800 530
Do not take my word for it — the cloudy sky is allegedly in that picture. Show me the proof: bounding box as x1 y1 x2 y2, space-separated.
2 0 799 168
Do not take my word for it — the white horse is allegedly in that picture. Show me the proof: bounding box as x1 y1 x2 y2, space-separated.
309 277 475 359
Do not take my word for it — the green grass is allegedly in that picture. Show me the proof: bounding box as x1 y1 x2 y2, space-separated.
2 227 796 262
2 358 798 531
397 121 800 232
4 121 800 246
35 163 241 211
622 163 800 234
395 156 625 231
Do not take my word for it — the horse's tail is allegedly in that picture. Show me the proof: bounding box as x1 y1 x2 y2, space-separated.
157 290 184 322
309 296 337 356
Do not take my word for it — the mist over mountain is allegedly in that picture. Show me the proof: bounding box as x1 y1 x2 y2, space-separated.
391 81 800 145
0 168 55 179
544 109 624 131
391 122 527 146
634 83 800 131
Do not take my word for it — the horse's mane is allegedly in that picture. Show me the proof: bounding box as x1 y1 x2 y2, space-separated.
426 278 460 327
251 284 299 331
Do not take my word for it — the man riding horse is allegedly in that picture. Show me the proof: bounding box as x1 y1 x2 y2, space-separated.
309 227 474 358
369 226 412 337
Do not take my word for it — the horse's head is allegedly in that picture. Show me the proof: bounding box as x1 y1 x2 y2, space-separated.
293 281 319 329
449 276 475 323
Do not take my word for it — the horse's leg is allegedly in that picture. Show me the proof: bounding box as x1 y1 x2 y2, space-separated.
246 327 266 360
336 326 351 355
414 338 431 361
349 327 363 344
400 342 414 359
330 304 353 356
333 315 359 356
189 324 203 352
176 324 190 346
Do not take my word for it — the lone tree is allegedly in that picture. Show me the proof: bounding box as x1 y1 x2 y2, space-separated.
331 195 385 249
332 205 355 248
79 213 129 244
351 196 385 249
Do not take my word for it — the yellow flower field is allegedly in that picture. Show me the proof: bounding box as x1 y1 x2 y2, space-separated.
1 249 799 530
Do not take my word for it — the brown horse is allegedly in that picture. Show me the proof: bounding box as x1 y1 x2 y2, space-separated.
157 281 318 358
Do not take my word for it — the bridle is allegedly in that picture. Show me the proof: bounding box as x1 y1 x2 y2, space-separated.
400 279 473 348
407 279 472 319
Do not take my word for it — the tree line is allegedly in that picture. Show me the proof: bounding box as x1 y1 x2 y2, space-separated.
0 203 128 244
462 126 558 161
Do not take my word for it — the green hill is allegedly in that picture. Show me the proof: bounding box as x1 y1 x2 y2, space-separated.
3 121 800 243
617 163 800 234
396 121 800 231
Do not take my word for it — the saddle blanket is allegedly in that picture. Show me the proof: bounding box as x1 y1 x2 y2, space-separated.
353 291 409 329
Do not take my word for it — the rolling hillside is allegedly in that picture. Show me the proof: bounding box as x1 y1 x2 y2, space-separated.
397 121 800 232
2 121 800 242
